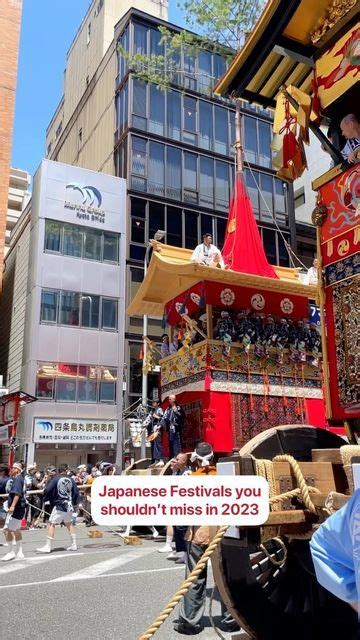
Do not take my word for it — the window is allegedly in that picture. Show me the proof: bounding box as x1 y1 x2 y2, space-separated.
44 221 119 264
199 101 213 150
184 152 197 203
213 54 226 82
166 146 181 200
131 137 147 191
258 120 271 167
100 367 117 403
148 142 165 197
167 90 181 141
63 223 82 257
116 81 128 135
229 111 235 154
117 27 129 83
198 51 212 94
134 23 147 54
201 214 213 238
87 22 91 46
259 173 273 223
167 206 182 247
262 228 277 265
244 116 257 164
149 202 164 241
56 122 62 138
215 161 229 210
199 157 214 207
149 84 164 135
81 294 100 329
45 220 61 253
55 364 78 402
184 210 198 249
278 234 290 267
60 291 80 326
102 298 117 330
36 362 117 404
103 232 119 263
183 96 197 144
245 169 259 216
184 49 196 91
78 366 97 403
132 79 147 129
214 107 228 155
131 216 145 243
41 290 59 323
216 217 227 248
294 187 305 209
150 27 163 56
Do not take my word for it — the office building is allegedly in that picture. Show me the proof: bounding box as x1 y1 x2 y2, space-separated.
46 4 297 410
5 167 31 256
0 159 126 468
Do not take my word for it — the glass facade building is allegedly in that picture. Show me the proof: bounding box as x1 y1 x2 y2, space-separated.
113 11 295 408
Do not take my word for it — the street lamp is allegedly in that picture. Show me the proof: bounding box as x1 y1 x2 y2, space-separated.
140 229 166 457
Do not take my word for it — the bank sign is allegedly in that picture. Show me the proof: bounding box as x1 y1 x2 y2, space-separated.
64 182 106 224
33 418 117 444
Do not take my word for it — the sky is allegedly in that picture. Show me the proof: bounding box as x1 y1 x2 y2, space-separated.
12 0 185 179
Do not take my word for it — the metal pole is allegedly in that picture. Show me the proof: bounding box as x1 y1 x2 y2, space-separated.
141 244 151 458
234 98 243 175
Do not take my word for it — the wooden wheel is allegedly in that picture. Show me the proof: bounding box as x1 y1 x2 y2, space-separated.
212 425 358 639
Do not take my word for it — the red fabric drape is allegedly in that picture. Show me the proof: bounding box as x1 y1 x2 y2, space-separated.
222 176 279 279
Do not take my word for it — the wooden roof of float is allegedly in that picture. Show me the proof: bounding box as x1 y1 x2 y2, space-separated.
213 0 358 107
127 241 317 317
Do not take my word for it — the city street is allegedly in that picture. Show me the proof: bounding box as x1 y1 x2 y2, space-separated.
0 525 245 640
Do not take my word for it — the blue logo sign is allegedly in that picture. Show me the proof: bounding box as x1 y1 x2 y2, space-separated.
66 183 102 207
309 304 321 326
38 421 53 432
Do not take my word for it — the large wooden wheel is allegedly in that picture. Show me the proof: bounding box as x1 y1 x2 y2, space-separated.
212 425 358 640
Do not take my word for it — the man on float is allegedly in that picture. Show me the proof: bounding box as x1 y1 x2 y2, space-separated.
191 233 225 268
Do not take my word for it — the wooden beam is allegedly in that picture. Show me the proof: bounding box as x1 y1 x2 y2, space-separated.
206 304 213 339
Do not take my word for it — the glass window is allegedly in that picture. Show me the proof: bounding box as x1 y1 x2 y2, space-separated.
60 291 80 326
132 136 147 176
45 220 61 253
184 152 197 203
199 157 214 207
36 363 55 399
63 224 82 258
214 107 228 155
244 116 257 164
262 228 277 265
81 294 100 329
129 343 143 395
201 214 213 238
258 120 271 167
215 161 229 211
245 168 259 216
129 266 144 304
41 290 59 323
199 101 213 150
132 79 147 129
167 90 181 141
102 298 117 330
148 142 165 197
184 49 196 91
150 27 163 56
216 217 227 248
131 198 146 218
183 96 197 144
103 232 119 263
129 245 146 261
131 216 145 243
149 202 165 240
184 210 198 249
278 234 289 267
166 206 182 247
213 54 225 82
118 27 129 83
229 111 235 154
55 364 78 402
275 179 286 220
198 51 212 94
149 84 164 135
77 366 98 403
84 228 101 261
166 146 181 200
99 367 117 403
260 173 273 222
134 23 147 54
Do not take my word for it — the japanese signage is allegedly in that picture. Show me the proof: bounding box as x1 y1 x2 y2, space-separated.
33 418 117 444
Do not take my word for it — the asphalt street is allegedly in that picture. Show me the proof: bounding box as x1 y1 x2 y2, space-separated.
0 525 249 640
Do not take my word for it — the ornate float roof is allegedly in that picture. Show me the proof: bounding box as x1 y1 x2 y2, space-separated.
127 242 317 317
213 0 358 107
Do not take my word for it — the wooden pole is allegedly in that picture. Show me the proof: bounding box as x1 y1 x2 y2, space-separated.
206 304 213 339
234 98 243 175
316 226 332 420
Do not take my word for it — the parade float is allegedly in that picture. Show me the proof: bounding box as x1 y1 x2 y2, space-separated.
134 1 360 639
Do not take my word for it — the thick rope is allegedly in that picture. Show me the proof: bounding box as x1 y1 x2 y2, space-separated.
272 454 318 514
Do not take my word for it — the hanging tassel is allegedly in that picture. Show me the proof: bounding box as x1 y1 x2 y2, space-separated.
138 346 144 361
249 394 254 412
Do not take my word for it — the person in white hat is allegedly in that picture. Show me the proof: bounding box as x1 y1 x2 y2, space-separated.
2 462 26 562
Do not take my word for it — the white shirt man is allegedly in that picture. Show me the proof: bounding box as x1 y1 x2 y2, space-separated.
191 233 225 268
305 258 319 285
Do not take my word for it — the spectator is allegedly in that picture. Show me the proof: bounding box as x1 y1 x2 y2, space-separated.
2 462 26 562
167 453 191 565
36 463 79 553
191 233 225 268
145 400 164 468
160 334 170 358
161 395 185 458
0 464 9 542
24 463 42 528
340 114 360 163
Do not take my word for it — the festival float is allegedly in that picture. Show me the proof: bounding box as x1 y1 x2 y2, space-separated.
130 1 360 638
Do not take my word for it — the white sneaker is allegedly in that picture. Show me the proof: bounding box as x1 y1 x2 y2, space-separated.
2 550 16 562
152 529 159 538
166 551 178 560
36 545 51 553
16 549 25 559
66 544 77 551
157 544 173 553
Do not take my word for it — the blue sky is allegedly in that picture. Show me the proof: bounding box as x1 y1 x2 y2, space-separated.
12 0 185 178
